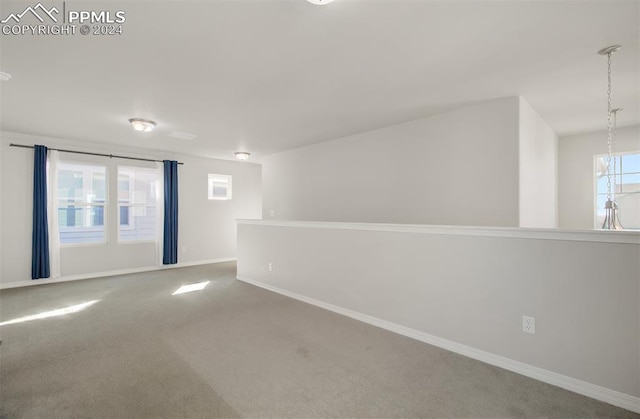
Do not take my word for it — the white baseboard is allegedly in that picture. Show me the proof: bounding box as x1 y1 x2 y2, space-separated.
236 275 640 414
0 258 237 290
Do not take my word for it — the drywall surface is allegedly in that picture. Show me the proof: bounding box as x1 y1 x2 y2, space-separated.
519 97 558 228
0 133 262 285
262 97 520 227
237 221 640 402
558 125 640 229
0 135 3 282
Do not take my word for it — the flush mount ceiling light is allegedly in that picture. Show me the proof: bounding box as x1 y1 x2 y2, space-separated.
128 118 157 133
0 72 12 81
597 45 624 230
235 152 250 161
306 0 334 5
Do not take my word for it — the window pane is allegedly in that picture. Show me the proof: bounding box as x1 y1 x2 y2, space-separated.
212 185 227 197
118 167 157 204
120 206 130 226
57 206 106 244
618 193 640 228
208 174 232 200
58 163 106 203
119 205 157 241
596 176 608 192
621 153 640 171
621 173 640 190
58 170 83 201
92 173 106 201
595 194 608 228
595 151 640 229
118 166 158 242
118 176 130 202
57 162 107 245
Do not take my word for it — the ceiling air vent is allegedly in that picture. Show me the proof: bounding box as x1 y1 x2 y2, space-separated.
168 131 197 140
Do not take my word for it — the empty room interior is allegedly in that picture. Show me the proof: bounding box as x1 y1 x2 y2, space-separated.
0 0 639 417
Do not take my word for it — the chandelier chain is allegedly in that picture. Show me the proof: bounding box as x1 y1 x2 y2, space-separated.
599 44 623 230
613 109 618 198
606 52 613 202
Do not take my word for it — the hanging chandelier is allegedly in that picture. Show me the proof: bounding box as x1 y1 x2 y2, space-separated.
598 45 624 230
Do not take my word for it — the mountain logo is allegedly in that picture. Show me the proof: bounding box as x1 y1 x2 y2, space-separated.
1 3 60 24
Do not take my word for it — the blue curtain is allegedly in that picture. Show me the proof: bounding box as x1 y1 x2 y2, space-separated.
163 160 179 265
32 145 50 279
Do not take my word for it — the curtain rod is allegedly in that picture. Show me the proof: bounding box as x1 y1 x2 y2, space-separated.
9 143 184 165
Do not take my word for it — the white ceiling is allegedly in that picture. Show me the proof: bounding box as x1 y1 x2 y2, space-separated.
0 0 638 162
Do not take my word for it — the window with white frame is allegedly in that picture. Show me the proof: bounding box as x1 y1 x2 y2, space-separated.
57 162 107 245
118 166 158 242
208 174 232 200
595 151 640 229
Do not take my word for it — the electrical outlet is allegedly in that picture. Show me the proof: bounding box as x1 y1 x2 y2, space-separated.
181 246 187 254
522 315 536 334
268 262 273 272
270 209 275 217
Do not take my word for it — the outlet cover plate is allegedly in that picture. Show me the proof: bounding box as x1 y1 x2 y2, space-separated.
522 315 536 334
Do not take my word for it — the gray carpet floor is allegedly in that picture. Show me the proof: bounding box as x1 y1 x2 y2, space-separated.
0 262 637 418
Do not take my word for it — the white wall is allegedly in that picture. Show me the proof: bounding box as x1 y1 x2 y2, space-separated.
0 132 262 286
263 97 521 227
0 133 3 282
519 97 558 228
558 125 640 229
237 221 640 409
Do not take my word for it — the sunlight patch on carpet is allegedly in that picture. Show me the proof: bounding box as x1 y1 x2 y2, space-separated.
172 281 210 295
0 300 100 326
